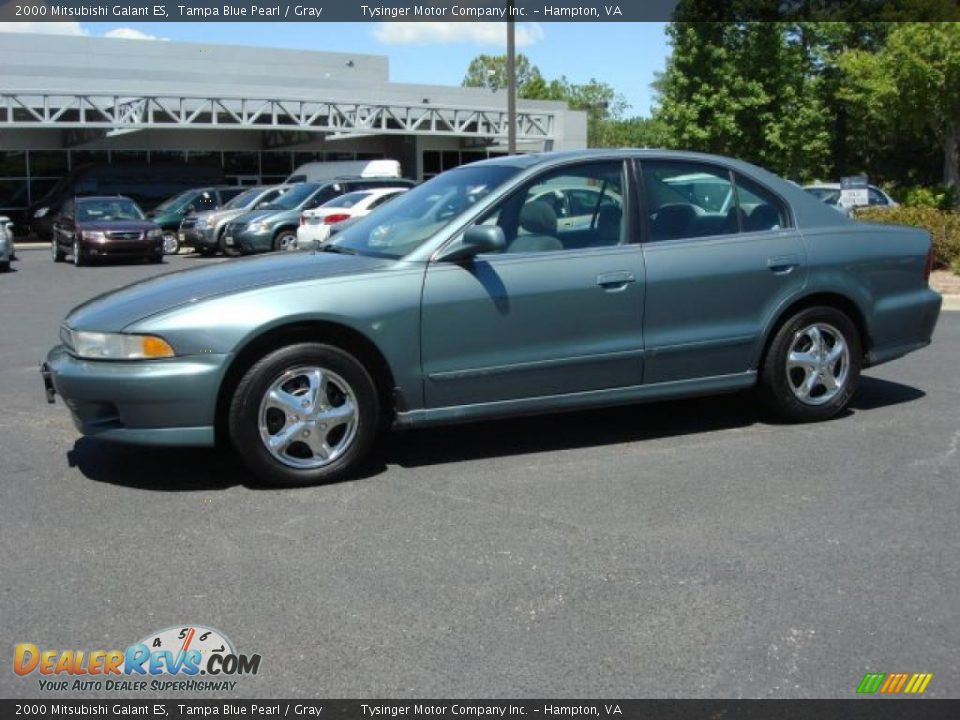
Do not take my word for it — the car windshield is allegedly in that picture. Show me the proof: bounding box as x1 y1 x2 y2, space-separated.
263 184 319 210
77 199 144 221
805 187 841 204
224 188 263 210
153 191 196 214
320 191 372 209
329 165 520 259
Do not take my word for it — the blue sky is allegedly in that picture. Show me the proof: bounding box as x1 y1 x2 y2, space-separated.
0 21 670 116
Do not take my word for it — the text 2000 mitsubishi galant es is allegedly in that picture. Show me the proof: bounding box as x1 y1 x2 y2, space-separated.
42 150 942 486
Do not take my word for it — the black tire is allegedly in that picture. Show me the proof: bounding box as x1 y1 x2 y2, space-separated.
228 343 381 486
72 238 85 267
196 246 216 257
0 260 8 272
272 229 298 253
52 239 65 263
760 306 862 422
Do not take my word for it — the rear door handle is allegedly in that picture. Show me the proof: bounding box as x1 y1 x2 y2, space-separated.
767 254 801 275
596 271 636 290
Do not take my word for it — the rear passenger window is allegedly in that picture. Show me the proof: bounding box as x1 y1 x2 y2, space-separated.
734 174 788 232
641 161 738 241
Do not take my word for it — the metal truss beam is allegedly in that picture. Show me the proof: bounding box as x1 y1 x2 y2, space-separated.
0 92 557 141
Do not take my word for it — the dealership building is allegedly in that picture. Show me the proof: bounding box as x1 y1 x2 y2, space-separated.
0 32 587 227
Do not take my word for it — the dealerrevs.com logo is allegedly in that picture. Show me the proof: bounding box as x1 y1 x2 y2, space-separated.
14 625 262 692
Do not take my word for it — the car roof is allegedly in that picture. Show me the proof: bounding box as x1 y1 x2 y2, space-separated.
75 195 134 202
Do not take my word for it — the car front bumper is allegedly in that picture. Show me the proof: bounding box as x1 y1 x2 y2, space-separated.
222 226 274 253
42 344 230 446
79 238 163 258
182 225 217 249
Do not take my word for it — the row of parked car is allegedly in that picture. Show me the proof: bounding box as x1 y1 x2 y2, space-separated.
34 160 415 267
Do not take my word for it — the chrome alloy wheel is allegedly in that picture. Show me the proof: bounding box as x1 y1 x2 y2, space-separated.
786 323 850 406
162 232 179 255
257 366 359 469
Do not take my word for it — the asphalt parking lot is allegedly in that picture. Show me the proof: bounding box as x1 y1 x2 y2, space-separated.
1 247 958 699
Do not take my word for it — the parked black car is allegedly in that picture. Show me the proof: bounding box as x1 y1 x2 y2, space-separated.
29 163 224 240
50 196 163 266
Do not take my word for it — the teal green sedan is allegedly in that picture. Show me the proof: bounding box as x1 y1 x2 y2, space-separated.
41 150 942 486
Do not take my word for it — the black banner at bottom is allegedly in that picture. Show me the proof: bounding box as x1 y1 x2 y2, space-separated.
3 700 960 720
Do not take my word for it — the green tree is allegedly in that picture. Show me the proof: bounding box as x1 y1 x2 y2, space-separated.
462 53 544 94
463 54 632 148
839 23 960 191
653 22 832 180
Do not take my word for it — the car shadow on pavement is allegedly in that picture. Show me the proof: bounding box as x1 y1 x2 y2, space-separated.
66 375 924 489
383 375 925 469
67 440 259 491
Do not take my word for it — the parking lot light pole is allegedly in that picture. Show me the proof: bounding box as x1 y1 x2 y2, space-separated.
507 2 517 155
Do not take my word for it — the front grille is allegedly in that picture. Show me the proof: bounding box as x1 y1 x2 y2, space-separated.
106 230 143 241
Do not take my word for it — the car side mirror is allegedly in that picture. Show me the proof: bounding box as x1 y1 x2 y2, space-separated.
437 225 506 263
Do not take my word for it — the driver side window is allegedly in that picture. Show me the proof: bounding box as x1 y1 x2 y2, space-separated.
476 161 626 254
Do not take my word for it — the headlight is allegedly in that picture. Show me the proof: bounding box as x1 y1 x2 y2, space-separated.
61 327 175 360
195 217 209 228
82 230 107 242
248 221 272 233
147 228 162 239
34 207 49 218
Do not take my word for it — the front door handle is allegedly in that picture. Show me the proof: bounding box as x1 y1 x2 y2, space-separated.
767 254 801 275
596 270 636 290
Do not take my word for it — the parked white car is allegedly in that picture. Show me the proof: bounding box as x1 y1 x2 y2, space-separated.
0 216 15 272
295 187 409 249
804 183 898 214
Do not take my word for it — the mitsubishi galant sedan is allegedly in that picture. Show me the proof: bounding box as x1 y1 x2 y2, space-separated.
42 150 942 486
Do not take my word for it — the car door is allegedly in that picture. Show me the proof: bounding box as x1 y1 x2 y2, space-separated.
638 159 808 384
420 160 646 409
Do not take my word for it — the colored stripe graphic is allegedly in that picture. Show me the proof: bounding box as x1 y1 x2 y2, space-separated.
858 671 932 694
904 673 933 694
857 673 886 694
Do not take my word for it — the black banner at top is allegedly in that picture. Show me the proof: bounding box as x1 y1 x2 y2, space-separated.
0 0 958 23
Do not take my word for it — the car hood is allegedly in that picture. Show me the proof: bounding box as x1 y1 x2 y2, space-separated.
77 220 159 233
147 210 183 223
197 208 244 225
64 251 394 332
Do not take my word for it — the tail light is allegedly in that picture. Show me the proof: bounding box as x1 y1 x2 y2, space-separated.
299 213 308 226
323 213 351 225
924 244 935 285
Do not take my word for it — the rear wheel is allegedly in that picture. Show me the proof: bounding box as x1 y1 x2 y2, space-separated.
228 343 380 486
162 231 180 255
760 306 861 422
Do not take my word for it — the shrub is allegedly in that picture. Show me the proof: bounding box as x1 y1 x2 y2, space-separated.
854 205 960 269
894 184 957 210
952 256 960 277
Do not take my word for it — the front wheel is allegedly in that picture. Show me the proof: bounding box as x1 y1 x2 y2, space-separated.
272 230 298 253
228 343 381 486
51 239 65 263
760 306 862 422
72 238 85 267
162 231 180 255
